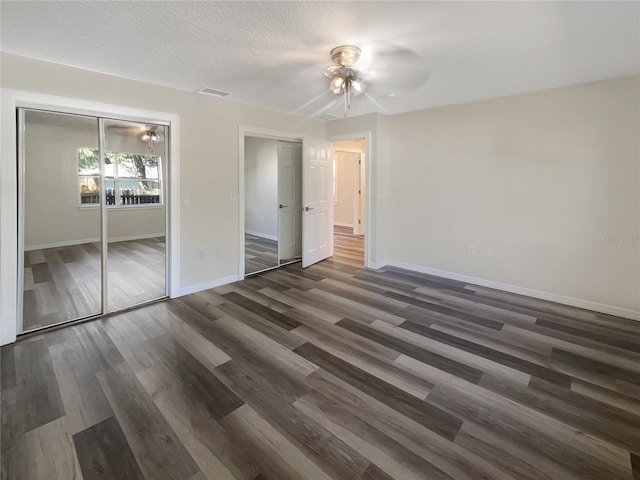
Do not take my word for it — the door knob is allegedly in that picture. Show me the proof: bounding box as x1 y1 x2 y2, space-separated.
279 204 288 208
305 206 314 211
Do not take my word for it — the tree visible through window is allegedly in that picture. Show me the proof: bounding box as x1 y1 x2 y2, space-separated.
78 149 162 206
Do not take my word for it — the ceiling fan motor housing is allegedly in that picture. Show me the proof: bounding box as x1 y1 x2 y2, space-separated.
330 45 361 68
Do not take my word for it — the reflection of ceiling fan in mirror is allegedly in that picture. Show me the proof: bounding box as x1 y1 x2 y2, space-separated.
106 123 164 151
140 126 163 150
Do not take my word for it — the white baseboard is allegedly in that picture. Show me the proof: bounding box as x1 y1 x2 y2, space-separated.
334 222 354 228
25 232 165 251
379 260 640 322
179 274 239 296
245 230 278 241
368 260 390 270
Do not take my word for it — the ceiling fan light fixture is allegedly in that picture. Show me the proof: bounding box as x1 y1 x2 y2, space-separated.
324 65 343 78
330 76 346 94
325 45 366 116
351 79 365 95
330 45 361 68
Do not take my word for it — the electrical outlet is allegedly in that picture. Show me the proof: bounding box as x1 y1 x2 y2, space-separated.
230 192 237 200
216 247 223 257
199 250 206 259
468 245 476 256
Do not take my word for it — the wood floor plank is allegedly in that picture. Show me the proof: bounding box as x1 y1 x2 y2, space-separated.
2 418 83 480
398 319 569 386
138 334 244 419
1 337 65 449
221 404 335 480
291 324 433 399
259 287 345 324
294 342 462 441
631 452 640 480
294 393 444 480
337 318 484 384
135 363 253 480
305 369 513 480
216 358 371 480
215 300 306 350
167 311 232 372
453 421 583 480
571 379 640 415
96 361 202 480
49 340 113 435
73 416 145 480
221 291 302 330
427 380 634 480
479 374 640 453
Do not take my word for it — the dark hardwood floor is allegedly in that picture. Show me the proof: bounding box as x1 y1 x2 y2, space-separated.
3 233 640 479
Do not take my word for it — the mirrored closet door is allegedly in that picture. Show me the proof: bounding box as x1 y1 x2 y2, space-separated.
104 119 167 311
244 136 302 276
18 109 169 334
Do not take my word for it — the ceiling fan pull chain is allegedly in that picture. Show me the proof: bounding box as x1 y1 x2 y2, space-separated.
346 79 351 116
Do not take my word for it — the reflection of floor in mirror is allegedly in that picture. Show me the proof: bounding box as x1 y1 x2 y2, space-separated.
279 255 302 265
245 233 278 275
22 237 165 332
333 225 364 266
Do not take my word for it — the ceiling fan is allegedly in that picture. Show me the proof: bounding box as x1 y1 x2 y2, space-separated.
320 43 431 118
324 45 366 116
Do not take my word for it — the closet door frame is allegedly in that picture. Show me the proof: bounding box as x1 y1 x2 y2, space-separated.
238 125 304 280
1 89 180 345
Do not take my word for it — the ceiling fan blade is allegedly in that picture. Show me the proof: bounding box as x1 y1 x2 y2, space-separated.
360 44 432 96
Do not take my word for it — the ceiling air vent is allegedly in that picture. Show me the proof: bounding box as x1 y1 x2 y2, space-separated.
197 88 231 97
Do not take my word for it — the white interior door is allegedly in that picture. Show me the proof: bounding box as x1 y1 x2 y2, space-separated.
302 138 333 267
278 141 302 262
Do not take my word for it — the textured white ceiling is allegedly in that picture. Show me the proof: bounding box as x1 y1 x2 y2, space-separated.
2 1 639 119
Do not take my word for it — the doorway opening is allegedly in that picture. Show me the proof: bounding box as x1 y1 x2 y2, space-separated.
331 138 366 267
239 127 333 278
243 136 303 276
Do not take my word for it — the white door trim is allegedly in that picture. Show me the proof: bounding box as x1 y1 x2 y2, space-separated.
238 125 304 280
0 89 180 345
327 132 372 268
353 153 361 235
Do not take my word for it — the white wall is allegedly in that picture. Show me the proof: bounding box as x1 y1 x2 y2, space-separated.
1 53 324 298
334 151 357 227
385 75 640 315
244 137 278 239
23 116 165 249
